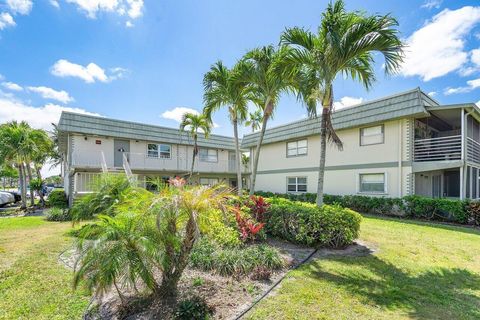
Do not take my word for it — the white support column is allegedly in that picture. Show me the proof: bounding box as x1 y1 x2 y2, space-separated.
398 119 403 197
460 108 466 200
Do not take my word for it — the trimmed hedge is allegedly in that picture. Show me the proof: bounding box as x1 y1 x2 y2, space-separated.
266 198 362 248
47 189 68 208
255 191 477 225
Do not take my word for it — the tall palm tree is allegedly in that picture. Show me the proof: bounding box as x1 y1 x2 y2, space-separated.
30 129 54 206
242 45 294 196
281 0 404 206
203 61 251 196
179 112 212 178
245 109 263 133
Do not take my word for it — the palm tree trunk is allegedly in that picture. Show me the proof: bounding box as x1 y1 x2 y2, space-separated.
18 164 27 209
316 106 329 207
36 166 45 206
190 138 197 179
233 119 243 196
249 102 272 196
26 164 35 207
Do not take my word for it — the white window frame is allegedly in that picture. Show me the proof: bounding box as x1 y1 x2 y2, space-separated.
357 173 387 194
199 177 219 186
286 139 308 157
199 148 218 163
147 143 171 159
360 124 384 146
287 176 307 193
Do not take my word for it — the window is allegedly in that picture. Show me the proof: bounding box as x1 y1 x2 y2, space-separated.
360 125 384 146
287 139 307 157
199 178 219 186
147 143 171 158
199 148 218 162
359 173 385 193
287 177 307 193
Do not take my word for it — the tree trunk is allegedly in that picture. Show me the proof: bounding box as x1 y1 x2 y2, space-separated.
26 164 35 207
36 166 45 207
18 164 27 209
316 106 329 207
249 101 272 196
233 119 243 196
190 137 197 179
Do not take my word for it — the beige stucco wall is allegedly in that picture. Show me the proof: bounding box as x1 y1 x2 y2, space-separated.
70 134 236 174
253 118 414 197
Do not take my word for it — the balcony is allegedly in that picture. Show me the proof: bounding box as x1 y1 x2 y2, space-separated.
70 152 249 174
414 135 462 162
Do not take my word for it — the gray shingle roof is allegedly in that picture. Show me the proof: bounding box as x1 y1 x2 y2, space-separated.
57 112 237 150
241 88 434 148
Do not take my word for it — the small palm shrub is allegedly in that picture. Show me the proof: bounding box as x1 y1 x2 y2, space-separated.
70 174 134 222
47 189 68 208
45 207 71 221
266 198 362 248
175 295 213 320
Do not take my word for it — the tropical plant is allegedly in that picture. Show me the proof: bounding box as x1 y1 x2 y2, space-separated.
179 112 212 178
241 45 294 195
73 177 231 304
233 207 265 242
245 109 263 133
280 0 404 205
203 61 252 196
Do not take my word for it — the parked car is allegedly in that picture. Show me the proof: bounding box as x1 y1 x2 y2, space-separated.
7 191 21 202
0 191 15 207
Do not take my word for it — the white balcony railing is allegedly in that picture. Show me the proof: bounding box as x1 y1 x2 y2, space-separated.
414 135 462 162
467 137 480 163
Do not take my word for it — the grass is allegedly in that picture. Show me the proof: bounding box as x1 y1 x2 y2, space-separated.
248 215 480 320
0 216 90 320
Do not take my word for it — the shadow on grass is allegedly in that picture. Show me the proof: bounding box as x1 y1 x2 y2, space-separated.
308 254 480 319
362 214 480 237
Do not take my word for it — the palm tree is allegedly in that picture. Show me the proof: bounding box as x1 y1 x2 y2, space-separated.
203 61 251 196
0 121 33 209
245 109 263 133
242 45 294 196
30 129 54 206
281 0 404 206
179 112 212 178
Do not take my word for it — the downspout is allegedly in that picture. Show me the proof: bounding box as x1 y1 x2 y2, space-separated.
398 119 403 197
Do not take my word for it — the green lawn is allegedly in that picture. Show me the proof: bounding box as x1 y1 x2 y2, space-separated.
1 216 479 319
248 216 480 320
0 217 90 320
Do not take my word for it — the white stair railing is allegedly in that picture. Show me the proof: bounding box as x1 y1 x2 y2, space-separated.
100 151 108 173
122 153 134 181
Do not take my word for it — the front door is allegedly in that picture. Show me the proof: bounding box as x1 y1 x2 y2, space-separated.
432 174 441 198
114 139 130 168
229 151 236 172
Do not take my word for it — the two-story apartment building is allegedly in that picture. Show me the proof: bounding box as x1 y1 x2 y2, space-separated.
57 112 247 205
58 88 480 204
241 88 480 200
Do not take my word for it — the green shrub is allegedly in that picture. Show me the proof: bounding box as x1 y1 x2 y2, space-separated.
403 195 469 223
175 295 213 320
200 209 241 247
47 189 68 208
467 201 480 226
266 198 362 248
45 207 71 221
189 238 284 276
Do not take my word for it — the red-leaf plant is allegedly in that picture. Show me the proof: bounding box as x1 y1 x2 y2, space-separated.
233 206 265 242
246 195 270 223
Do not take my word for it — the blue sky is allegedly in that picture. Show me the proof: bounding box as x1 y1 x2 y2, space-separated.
1 0 480 140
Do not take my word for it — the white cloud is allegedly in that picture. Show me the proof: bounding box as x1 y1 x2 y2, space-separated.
6 0 33 15
477 100 480 107
51 59 126 83
421 0 442 10
50 0 60 8
125 20 133 27
27 86 74 103
427 91 437 97
401 6 480 81
0 12 15 30
65 0 143 20
1 81 23 91
333 97 364 110
472 49 480 66
444 78 480 95
0 98 99 131
161 107 219 128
